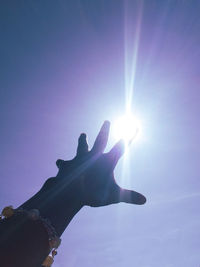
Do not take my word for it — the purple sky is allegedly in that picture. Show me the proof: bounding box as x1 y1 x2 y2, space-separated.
0 1 200 266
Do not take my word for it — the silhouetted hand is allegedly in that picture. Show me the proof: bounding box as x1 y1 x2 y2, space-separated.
55 121 146 207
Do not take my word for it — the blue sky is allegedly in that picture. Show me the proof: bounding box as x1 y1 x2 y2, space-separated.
0 1 200 266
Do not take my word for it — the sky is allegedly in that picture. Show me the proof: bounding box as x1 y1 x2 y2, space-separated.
0 0 200 266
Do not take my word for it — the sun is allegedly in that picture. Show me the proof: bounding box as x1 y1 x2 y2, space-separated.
112 114 141 145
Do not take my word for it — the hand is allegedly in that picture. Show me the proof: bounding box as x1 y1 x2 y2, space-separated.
56 121 146 207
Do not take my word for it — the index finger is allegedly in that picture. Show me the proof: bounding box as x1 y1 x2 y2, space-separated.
107 139 125 170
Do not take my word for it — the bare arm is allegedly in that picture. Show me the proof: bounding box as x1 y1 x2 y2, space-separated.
19 121 146 237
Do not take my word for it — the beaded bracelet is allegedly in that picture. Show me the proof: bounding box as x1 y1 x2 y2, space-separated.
0 206 61 267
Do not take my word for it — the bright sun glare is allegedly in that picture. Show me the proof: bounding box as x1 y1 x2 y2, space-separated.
112 114 141 145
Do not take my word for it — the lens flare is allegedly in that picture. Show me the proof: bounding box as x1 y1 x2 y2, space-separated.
112 114 141 145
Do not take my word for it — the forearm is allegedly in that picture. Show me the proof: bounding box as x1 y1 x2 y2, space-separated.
18 177 83 237
40 197 83 237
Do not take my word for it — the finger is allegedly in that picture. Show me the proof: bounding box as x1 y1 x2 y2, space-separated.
76 133 89 156
56 159 64 168
119 188 146 205
128 128 139 146
91 120 110 154
107 139 125 169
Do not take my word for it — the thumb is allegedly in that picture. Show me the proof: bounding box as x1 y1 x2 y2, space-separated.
119 187 146 205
